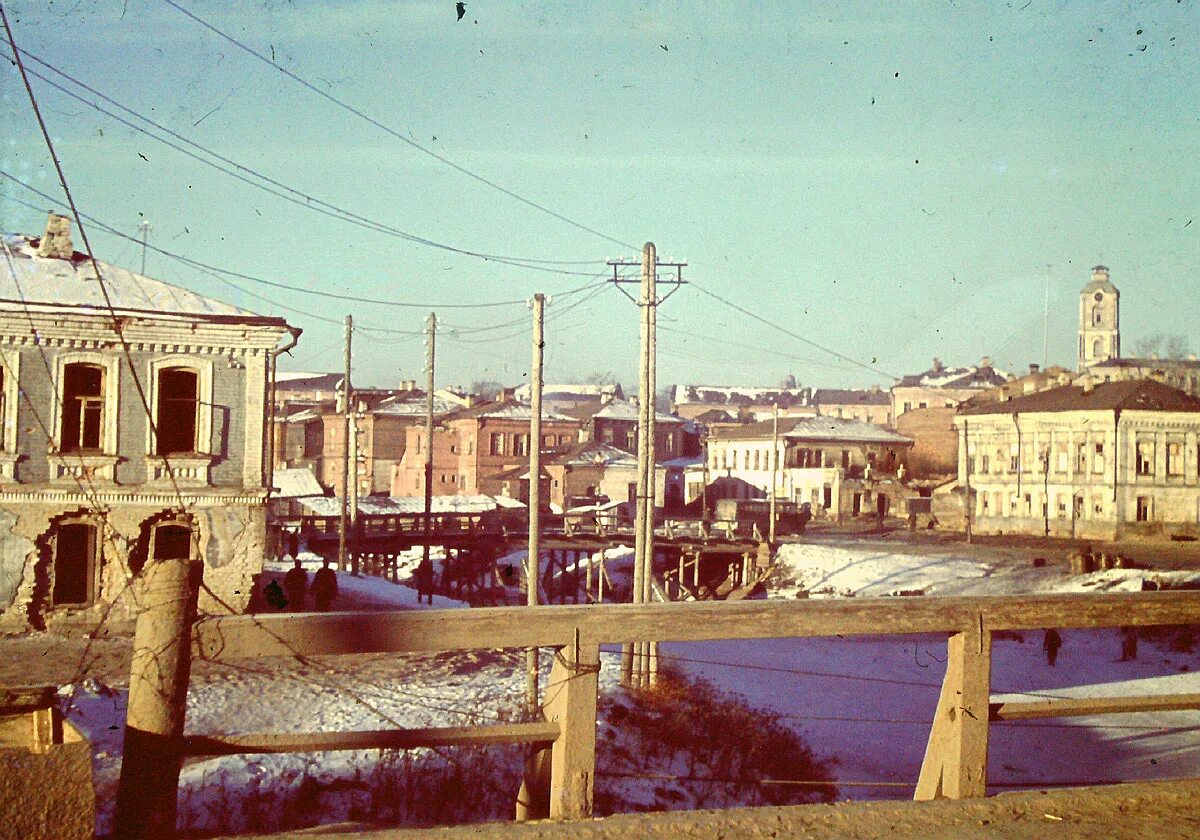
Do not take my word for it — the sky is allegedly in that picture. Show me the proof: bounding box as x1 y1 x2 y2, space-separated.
1 0 1197 392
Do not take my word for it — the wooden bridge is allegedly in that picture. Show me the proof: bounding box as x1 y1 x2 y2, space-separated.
111 560 1200 837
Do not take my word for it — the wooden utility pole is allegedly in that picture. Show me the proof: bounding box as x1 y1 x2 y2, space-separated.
963 418 973 544
608 245 685 689
349 398 361 575
338 314 352 572
422 312 437 581
526 294 545 712
769 403 779 544
137 219 150 275
113 537 202 840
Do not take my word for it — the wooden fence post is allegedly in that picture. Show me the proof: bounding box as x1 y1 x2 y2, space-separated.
915 619 991 800
515 631 600 821
113 553 202 839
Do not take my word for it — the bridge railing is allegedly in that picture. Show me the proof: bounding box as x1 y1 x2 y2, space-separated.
117 588 1200 836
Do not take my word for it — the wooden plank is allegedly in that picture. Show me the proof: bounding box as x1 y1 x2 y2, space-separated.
183 721 560 757
546 634 600 820
991 694 1200 721
193 591 1200 662
916 625 991 801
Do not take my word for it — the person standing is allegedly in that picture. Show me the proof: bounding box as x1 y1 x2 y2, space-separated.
283 556 308 612
1119 626 1139 661
1043 628 1063 667
312 560 338 612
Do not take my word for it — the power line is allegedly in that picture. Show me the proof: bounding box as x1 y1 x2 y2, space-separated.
161 0 637 253
1 178 597 319
689 279 899 381
1 3 193 511
0 48 604 279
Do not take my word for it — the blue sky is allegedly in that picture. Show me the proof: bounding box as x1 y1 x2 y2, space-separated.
2 0 1197 391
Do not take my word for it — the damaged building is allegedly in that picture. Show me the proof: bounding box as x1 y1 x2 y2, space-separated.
0 215 298 634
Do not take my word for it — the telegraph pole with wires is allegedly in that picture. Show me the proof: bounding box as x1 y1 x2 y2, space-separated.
338 314 353 572
421 312 437 582
769 403 779 544
609 244 685 689
526 293 545 712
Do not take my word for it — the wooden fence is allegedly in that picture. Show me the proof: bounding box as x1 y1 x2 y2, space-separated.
115 584 1200 836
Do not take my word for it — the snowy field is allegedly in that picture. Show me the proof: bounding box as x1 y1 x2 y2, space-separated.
56 540 1200 835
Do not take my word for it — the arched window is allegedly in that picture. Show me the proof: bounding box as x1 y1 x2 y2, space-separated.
1091 305 1103 326
51 519 100 606
156 367 200 455
61 362 105 451
1093 338 1103 358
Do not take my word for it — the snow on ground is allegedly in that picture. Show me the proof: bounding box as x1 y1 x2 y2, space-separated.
56 540 1200 835
495 545 635 602
663 540 1200 799
264 556 464 610
771 542 993 598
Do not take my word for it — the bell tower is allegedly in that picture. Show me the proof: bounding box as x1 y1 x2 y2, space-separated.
1078 265 1120 371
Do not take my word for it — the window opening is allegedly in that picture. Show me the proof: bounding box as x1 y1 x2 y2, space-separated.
53 522 97 606
61 363 104 451
157 368 199 455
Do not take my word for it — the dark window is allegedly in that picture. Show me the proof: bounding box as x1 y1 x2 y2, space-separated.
1136 496 1151 522
156 368 199 455
153 524 193 561
514 434 530 456
61 363 104 451
490 433 504 456
53 522 97 606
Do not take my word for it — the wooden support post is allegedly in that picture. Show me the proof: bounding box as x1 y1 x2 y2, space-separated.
114 552 203 839
516 632 600 821
693 550 700 589
915 621 992 801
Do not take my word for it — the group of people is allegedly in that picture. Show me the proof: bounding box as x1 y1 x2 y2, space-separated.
262 556 338 612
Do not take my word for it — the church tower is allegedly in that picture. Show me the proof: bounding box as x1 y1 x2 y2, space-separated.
1079 265 1120 371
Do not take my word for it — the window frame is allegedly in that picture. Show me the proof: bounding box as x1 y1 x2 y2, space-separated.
147 357 214 457
49 517 103 609
51 353 120 455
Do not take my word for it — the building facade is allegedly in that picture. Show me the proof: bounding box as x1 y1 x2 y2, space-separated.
0 217 296 633
813 387 893 426
705 416 913 521
955 379 1200 540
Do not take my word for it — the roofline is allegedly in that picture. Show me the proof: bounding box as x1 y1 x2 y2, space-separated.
0 295 290 328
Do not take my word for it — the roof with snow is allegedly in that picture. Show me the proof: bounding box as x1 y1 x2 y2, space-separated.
1088 357 1200 370
2 233 286 326
895 362 1011 390
592 398 682 424
271 467 324 499
372 396 457 417
671 384 813 407
813 388 890 406
298 494 522 517
448 400 577 422
275 372 344 392
712 415 912 445
547 440 639 468
958 379 1200 416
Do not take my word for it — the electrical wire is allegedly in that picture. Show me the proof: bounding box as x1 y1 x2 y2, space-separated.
2 46 606 276
689 279 899 381
1 178 592 320
161 1 637 253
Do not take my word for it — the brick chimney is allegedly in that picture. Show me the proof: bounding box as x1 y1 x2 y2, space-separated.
1028 363 1040 374
37 212 74 259
932 357 944 372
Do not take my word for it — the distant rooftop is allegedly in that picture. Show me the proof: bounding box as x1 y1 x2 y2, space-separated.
959 378 1200 416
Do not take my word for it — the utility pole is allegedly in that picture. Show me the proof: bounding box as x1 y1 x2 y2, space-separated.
338 315 352 572
349 398 360 575
526 293 545 712
609 245 685 689
769 403 779 544
137 219 151 275
422 312 437 584
963 418 973 544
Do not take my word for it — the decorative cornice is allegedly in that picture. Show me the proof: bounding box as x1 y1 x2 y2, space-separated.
0 488 267 506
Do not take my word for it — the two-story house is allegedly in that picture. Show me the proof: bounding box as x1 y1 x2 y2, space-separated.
0 216 297 633
954 378 1200 540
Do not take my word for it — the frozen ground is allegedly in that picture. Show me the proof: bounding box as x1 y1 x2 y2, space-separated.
38 541 1200 835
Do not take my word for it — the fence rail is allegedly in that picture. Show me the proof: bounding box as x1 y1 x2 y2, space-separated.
117 584 1200 837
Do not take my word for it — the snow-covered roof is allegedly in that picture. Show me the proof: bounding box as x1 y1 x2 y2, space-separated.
298 494 520 517
713 415 911 445
474 403 575 422
593 399 682 424
271 467 324 499
671 384 813 407
372 396 457 417
549 440 639 468
1 233 283 325
896 362 1011 390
